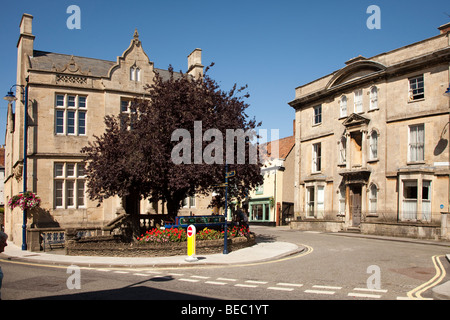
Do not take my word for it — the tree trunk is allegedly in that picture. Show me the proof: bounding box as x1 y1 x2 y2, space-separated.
124 193 141 241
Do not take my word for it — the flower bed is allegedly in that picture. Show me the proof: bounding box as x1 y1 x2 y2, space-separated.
136 225 251 244
65 230 255 257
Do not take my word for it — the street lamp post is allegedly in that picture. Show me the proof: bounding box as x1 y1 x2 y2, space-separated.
4 80 29 250
444 83 450 240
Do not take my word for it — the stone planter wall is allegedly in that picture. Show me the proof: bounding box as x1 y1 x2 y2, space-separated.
65 234 255 257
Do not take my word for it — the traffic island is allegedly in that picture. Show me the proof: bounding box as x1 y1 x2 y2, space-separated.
65 233 256 257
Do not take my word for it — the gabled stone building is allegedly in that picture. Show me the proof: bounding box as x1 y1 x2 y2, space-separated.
4 14 206 249
289 22 450 240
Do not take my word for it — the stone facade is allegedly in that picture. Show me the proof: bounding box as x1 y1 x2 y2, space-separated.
289 22 450 240
3 14 206 248
247 135 295 226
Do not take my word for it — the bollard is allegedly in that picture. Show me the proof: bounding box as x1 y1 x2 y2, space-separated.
185 225 198 262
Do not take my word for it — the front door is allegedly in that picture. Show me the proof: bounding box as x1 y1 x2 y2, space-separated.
350 185 362 227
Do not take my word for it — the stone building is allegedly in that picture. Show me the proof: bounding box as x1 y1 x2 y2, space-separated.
246 134 295 226
3 14 207 249
289 22 450 240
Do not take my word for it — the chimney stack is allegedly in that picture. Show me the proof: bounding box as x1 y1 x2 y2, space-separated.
438 22 450 34
187 48 204 79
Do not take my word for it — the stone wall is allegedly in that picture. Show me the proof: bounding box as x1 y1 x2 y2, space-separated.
65 234 256 257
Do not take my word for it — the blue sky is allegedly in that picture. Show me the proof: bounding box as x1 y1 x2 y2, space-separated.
0 0 449 144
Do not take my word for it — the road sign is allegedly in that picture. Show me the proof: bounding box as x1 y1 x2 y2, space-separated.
187 225 195 237
226 171 236 178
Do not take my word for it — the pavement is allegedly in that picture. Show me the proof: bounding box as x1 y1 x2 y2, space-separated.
1 230 450 300
0 240 303 268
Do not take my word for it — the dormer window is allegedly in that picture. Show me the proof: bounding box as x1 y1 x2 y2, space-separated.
130 66 141 81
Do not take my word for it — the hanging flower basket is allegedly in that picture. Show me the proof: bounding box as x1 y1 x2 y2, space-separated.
8 191 41 210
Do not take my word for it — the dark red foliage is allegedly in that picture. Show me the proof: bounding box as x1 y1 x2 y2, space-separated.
81 65 263 217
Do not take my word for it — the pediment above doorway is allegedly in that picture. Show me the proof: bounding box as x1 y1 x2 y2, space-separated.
342 113 370 130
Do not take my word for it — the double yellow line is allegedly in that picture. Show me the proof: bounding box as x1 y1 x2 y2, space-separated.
407 255 446 300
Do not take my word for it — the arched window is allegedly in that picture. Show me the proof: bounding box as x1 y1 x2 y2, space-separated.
340 95 347 118
339 136 347 164
135 68 141 81
369 130 378 160
130 66 141 82
370 86 378 110
369 184 378 214
130 67 136 81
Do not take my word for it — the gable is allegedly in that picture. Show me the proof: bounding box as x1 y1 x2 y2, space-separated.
342 113 370 129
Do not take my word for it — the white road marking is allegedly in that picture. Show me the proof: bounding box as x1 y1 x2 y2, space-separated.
235 284 258 288
205 281 227 286
113 271 129 274
191 275 210 279
276 282 304 287
267 287 294 292
217 277 237 282
304 289 336 295
348 292 382 299
245 280 268 284
353 287 388 293
312 285 342 290
179 278 200 283
133 273 149 276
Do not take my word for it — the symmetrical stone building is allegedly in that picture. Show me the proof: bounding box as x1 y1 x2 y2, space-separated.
289 22 450 240
3 14 207 248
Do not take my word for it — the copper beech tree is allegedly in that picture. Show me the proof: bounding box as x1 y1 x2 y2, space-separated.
81 65 264 235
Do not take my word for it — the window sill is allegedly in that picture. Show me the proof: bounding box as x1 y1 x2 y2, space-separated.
407 161 425 165
367 159 379 163
367 108 379 113
407 98 425 104
312 122 322 127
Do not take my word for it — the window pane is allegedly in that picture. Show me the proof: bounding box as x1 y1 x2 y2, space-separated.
370 132 378 159
78 111 86 135
264 203 270 220
317 186 324 216
66 180 75 207
56 95 65 107
55 163 64 177
355 90 363 112
403 180 418 199
189 196 195 208
121 100 129 113
67 111 75 134
314 105 322 124
340 96 347 117
56 110 64 134
77 180 85 207
307 187 315 217
77 163 85 177
136 68 141 81
66 163 75 177
78 96 86 108
55 181 64 207
315 143 321 171
68 96 76 107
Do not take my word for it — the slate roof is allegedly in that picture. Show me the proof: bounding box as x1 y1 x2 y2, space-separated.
30 50 175 80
